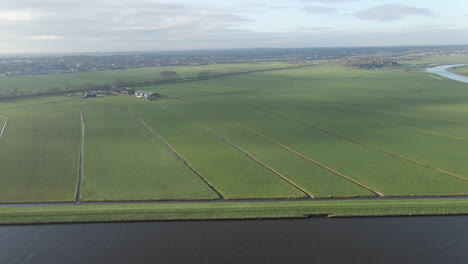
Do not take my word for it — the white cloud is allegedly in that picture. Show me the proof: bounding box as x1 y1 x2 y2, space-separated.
0 10 39 21
28 35 64 40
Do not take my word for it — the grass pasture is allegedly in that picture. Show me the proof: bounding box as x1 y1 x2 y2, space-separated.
0 103 81 203
80 98 219 201
123 97 306 199
448 65 468 77
1 64 468 223
0 63 297 97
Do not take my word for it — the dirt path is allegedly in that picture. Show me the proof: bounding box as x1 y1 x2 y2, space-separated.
2 195 468 208
75 109 85 204
136 117 224 200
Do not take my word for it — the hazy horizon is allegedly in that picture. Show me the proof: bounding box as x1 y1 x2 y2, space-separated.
1 0 467 54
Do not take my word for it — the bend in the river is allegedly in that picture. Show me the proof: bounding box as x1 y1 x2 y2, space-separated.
426 64 468 83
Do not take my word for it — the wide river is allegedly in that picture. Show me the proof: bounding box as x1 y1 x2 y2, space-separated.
426 64 468 83
0 216 467 263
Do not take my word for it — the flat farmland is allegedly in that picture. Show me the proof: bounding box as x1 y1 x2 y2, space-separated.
80 98 219 201
122 97 305 199
1 64 468 223
0 103 81 203
448 65 468 77
0 63 297 97
156 100 374 198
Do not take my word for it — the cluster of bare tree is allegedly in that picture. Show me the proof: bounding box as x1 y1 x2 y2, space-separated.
338 56 398 69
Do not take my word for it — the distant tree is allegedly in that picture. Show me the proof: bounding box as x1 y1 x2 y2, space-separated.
197 71 213 78
159 71 178 81
114 79 125 87
8 86 19 96
48 87 61 93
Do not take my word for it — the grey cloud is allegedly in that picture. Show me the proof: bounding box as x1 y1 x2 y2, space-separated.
355 4 435 22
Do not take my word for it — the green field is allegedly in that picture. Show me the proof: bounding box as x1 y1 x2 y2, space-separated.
0 64 468 223
0 63 297 97
448 65 468 76
80 99 219 201
398 55 468 65
0 103 81 203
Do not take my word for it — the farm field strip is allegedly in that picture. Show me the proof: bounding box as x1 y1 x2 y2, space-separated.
154 102 313 198
372 120 466 142
198 106 384 197
313 102 468 142
0 105 81 203
200 102 468 196
253 105 468 181
276 101 468 182
136 117 223 199
80 100 219 202
125 98 306 199
192 121 312 198
161 100 375 198
323 103 468 125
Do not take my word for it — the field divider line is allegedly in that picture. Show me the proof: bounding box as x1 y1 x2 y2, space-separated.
136 117 224 200
0 116 9 140
201 108 383 197
291 101 468 142
75 108 85 204
253 105 468 182
323 103 468 125
195 122 313 199
372 120 467 142
155 102 312 198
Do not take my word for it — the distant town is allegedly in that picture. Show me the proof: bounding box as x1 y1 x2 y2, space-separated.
1 46 467 77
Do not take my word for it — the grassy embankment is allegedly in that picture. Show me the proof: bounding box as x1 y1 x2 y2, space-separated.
448 66 468 77
0 63 298 97
0 199 467 225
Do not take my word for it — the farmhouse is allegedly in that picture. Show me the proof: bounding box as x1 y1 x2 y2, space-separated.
135 90 160 100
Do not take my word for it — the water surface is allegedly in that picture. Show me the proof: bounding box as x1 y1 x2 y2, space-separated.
426 64 468 83
0 216 467 264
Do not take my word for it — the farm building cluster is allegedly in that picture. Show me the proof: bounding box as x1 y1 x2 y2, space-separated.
135 90 161 100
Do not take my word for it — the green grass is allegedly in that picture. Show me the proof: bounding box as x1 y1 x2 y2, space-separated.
0 103 81 203
0 63 297 97
448 66 468 77
397 55 468 65
123 97 305 199
1 64 468 223
0 199 467 224
157 100 374 198
80 98 218 201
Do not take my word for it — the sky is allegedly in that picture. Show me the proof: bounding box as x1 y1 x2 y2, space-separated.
0 0 467 53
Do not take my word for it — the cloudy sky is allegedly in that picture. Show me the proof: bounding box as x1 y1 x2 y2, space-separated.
1 0 467 53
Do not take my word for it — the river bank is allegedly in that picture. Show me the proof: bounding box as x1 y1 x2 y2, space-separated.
1 199 467 225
